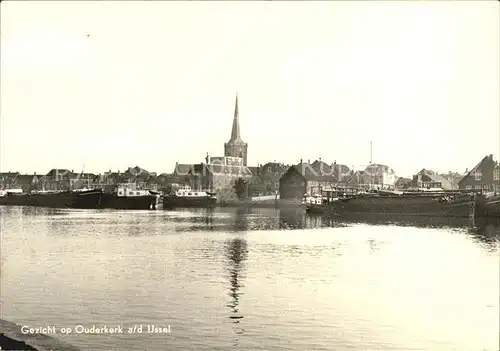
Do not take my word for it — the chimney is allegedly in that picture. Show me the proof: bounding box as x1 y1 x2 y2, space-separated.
300 158 303 164
489 154 493 159
205 153 209 164
308 159 310 164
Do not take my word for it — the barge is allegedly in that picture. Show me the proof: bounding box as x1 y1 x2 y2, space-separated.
0 188 103 209
0 184 161 210
303 189 498 219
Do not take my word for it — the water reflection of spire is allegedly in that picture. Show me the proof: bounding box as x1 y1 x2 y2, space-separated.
204 207 215 228
225 236 248 344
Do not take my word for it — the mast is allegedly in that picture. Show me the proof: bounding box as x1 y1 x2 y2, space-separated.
370 141 372 165
369 141 372 189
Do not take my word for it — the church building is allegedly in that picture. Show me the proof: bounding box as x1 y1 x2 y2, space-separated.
203 94 252 194
224 94 248 166
172 94 253 197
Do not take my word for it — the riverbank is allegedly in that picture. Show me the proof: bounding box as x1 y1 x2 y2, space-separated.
0 319 80 351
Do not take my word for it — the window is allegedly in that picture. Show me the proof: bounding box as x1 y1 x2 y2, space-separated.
494 169 500 181
475 185 482 189
494 184 500 194
474 170 482 181
465 185 472 190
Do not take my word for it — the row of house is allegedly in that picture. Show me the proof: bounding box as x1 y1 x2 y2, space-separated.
1 154 499 199
0 167 158 192
278 154 500 200
0 162 283 196
278 160 397 200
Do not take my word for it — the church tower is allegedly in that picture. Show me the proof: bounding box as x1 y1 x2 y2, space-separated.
224 94 248 166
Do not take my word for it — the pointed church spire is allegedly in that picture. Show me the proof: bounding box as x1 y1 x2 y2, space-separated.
229 93 241 142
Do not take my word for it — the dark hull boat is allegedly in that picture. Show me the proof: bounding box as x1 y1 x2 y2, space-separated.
0 187 161 210
484 195 500 217
163 196 217 208
73 189 105 209
0 189 103 209
305 193 496 219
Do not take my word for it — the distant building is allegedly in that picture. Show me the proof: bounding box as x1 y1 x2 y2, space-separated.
310 159 350 182
92 171 124 188
439 172 462 190
14 174 39 192
155 173 185 192
45 169 73 191
395 177 412 190
363 164 397 189
0 172 20 189
412 169 453 190
279 160 337 200
344 170 366 188
310 159 334 177
333 163 351 184
251 162 288 195
458 154 499 192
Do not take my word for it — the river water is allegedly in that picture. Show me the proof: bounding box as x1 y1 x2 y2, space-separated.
0 206 498 351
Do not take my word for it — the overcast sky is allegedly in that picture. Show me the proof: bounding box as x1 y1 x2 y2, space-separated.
1 1 498 177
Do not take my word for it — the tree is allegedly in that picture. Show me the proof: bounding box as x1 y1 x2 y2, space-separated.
233 177 249 200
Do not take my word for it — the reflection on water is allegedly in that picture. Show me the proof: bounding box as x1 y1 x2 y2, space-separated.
0 205 499 351
225 236 248 346
3 204 499 248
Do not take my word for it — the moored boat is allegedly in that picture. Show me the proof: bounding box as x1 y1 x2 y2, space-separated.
484 193 500 217
99 184 161 210
163 185 217 208
303 189 497 219
0 188 103 209
302 193 339 214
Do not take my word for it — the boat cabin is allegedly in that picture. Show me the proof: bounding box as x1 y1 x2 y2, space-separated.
0 188 23 197
115 183 151 197
174 185 214 198
303 186 358 205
